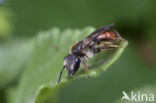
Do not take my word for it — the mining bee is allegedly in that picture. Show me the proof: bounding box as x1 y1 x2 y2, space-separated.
58 23 126 83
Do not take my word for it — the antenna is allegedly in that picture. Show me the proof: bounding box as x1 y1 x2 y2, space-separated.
58 65 66 83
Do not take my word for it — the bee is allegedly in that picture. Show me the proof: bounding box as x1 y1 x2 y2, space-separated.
58 23 125 83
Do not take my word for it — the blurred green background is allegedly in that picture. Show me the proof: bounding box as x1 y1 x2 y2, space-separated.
0 0 156 103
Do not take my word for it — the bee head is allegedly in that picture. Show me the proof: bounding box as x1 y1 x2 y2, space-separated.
58 54 80 83
63 54 80 75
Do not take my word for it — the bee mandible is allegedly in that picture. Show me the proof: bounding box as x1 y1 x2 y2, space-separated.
58 23 125 83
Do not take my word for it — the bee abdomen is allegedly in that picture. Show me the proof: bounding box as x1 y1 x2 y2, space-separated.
97 30 121 39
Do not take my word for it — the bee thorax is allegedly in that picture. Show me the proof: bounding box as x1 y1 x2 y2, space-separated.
85 50 94 58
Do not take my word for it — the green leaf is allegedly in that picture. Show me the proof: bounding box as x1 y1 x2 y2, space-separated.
42 47 156 103
0 40 33 88
8 27 127 103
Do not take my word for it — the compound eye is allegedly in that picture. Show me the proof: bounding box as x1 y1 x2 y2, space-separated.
72 57 80 72
75 57 79 62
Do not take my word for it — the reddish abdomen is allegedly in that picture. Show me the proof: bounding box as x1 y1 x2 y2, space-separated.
97 30 120 39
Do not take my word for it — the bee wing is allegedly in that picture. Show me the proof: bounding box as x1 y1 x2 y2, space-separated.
86 23 115 39
82 23 115 48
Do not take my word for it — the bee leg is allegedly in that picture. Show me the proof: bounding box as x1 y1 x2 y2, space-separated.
68 72 71 77
82 61 89 77
99 45 124 50
96 38 124 44
108 45 124 48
